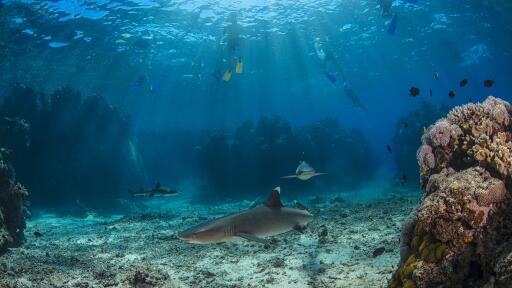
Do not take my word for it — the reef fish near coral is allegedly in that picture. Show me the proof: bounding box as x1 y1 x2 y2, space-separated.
178 187 313 244
282 161 326 181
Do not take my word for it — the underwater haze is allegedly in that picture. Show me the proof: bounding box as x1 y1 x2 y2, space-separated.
0 0 512 287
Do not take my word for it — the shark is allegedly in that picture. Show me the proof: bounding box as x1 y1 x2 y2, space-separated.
282 161 326 181
131 182 179 197
178 187 313 244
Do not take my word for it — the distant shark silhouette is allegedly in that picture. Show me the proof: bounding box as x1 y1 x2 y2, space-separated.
131 182 179 197
178 187 313 244
282 161 326 181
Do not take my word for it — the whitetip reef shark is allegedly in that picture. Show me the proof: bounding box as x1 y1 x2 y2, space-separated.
282 161 326 181
178 187 313 244
131 182 179 197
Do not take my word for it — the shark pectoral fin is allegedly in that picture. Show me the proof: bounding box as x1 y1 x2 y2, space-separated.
293 225 306 234
281 175 297 179
314 172 327 177
236 232 269 245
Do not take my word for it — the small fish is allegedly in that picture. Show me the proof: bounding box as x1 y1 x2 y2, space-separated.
484 79 495 88
386 145 393 154
422 126 428 134
448 90 457 98
409 87 420 97
401 174 407 185
429 89 433 97
434 71 439 80
403 121 409 128
387 14 398 35
373 247 386 258
33 231 43 237
459 79 469 87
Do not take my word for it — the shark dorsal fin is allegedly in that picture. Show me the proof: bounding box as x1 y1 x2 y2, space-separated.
155 182 161 189
264 187 283 208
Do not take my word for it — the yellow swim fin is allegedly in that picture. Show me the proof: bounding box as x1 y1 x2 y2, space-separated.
235 58 243 74
222 70 232 81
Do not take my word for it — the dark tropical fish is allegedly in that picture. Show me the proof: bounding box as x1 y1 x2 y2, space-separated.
403 121 409 128
484 80 495 88
131 182 179 197
434 71 439 80
401 174 407 185
373 247 386 258
178 187 314 244
386 145 393 154
448 90 457 98
460 79 469 87
33 231 43 237
429 89 433 97
409 87 420 97
387 14 398 35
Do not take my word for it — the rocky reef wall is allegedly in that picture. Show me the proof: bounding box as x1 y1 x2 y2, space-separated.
390 96 512 288
0 149 28 255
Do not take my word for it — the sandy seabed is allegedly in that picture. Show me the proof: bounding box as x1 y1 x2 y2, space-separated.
0 182 420 288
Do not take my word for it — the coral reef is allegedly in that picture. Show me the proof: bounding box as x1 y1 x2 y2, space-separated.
390 96 512 288
0 149 28 255
0 84 144 208
198 116 377 200
393 102 449 186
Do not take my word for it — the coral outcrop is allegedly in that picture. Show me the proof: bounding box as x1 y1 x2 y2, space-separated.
0 149 28 255
390 96 512 288
198 116 377 200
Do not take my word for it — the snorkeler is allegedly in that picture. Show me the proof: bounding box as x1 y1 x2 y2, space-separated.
221 13 244 82
314 37 345 84
343 81 368 115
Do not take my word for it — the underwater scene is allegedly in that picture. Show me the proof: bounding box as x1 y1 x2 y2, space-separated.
1 0 512 287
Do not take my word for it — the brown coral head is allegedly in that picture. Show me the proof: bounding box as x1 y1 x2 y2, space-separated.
477 180 509 206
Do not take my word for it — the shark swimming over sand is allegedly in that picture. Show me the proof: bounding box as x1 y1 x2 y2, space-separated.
131 182 179 197
178 187 313 244
282 161 326 181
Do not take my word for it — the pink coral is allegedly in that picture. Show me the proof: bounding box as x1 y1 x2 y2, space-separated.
427 119 462 147
417 144 435 170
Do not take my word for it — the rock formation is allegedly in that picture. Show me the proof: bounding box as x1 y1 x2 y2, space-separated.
390 97 512 288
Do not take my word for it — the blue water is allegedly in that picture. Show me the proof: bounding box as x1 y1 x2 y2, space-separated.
1 1 512 286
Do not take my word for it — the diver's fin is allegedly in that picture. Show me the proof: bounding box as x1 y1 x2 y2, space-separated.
281 175 298 179
237 232 269 244
324 72 336 84
222 70 232 81
264 187 284 208
235 58 243 74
